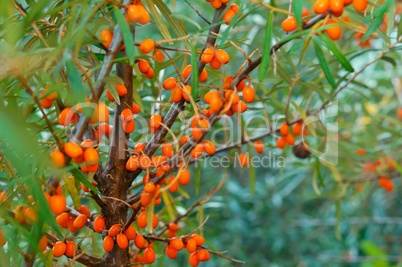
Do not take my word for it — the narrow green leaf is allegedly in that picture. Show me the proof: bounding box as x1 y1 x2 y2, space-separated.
190 43 199 101
195 163 201 195
64 176 80 210
315 157 324 186
161 191 175 221
313 37 336 89
113 7 135 66
398 14 402 39
247 145 256 198
386 0 396 35
293 0 303 30
70 168 100 195
319 34 354 72
258 11 274 82
143 0 172 42
335 200 342 240
64 52 84 102
176 187 190 199
147 198 155 234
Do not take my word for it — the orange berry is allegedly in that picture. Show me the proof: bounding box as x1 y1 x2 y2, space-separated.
116 84 127 97
0 231 6 247
134 143 145 153
330 0 344 13
134 234 145 249
73 214 87 230
189 252 200 266
203 140 216 155
52 241 66 257
170 238 184 251
137 212 148 228
353 0 368 12
168 223 179 232
50 151 65 168
286 134 295 146
94 217 105 233
40 97 52 109
182 85 192 102
171 86 183 102
100 29 113 49
64 142 83 159
163 77 177 90
24 207 38 224
302 7 311 17
223 76 234 90
78 205 90 218
117 233 129 249
281 17 297 32
178 169 190 186
139 154 151 170
138 59 150 74
145 67 154 79
187 238 197 253
293 122 303 136
153 49 165 62
230 3 240 13
106 89 115 101
168 229 176 238
356 149 367 156
167 176 179 193
150 114 162 134
201 48 215 64
84 147 98 163
210 57 222 70
49 194 66 215
65 241 76 257
180 136 190 146
231 100 247 113
191 234 204 246
224 90 239 105
123 119 135 134
279 123 289 136
166 245 178 259
38 235 47 251
140 192 153 206
58 108 76 126
204 91 220 104
223 9 235 24
99 123 112 136
242 86 255 103
103 236 114 252
140 39 155 54
238 153 248 167
125 225 136 240
68 220 77 233
109 224 121 237
326 20 342 40
56 212 70 226
215 49 230 64
344 0 353 5
254 140 264 154
144 248 156 264
209 97 223 113
162 143 174 158
236 79 245 91
397 107 402 120
277 137 286 149
196 249 208 261
126 156 139 172
313 0 330 14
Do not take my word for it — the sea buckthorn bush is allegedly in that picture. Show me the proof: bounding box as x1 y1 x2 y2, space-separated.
0 0 401 266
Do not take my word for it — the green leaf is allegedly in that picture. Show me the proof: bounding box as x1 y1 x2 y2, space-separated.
70 168 100 195
315 157 324 186
161 191 175 221
143 0 172 42
258 11 274 82
176 187 190 199
195 163 201 195
247 144 256 198
64 52 85 103
147 198 155 234
335 200 342 240
113 7 135 66
293 0 303 30
64 176 80 210
190 43 199 101
99 76 124 105
361 240 389 267
319 34 354 72
313 37 336 89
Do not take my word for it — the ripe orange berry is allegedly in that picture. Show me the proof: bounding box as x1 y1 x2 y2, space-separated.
166 245 177 259
353 0 368 12
203 140 216 155
168 229 176 238
126 156 139 172
138 212 148 228
99 123 112 136
77 205 90 218
68 220 77 233
0 231 5 247
52 241 67 257
187 238 197 253
313 0 330 14
163 77 177 90
224 90 240 105
171 86 183 102
24 207 38 224
127 5 148 24
279 123 289 136
140 192 153 206
330 0 344 13
210 57 222 70
286 134 295 146
231 100 247 113
277 137 286 149
103 236 114 252
397 107 402 120
149 114 162 134
189 252 200 266
239 153 249 167
73 214 87 230
210 0 222 9
84 147 98 163
50 151 65 168
58 108 76 126
170 238 184 251
326 20 342 40
140 39 155 54
117 233 129 249
56 212 70 226
191 234 204 246
94 216 105 233
65 241 76 257
64 142 83 159
182 85 192 102
215 49 230 64
38 235 47 251
167 176 179 193
223 9 235 24
100 29 113 49
293 122 303 136
344 0 353 5
144 248 156 264
134 143 145 153
116 84 127 97
145 67 154 79
134 234 145 249
196 249 208 261
0 191 6 203
138 59 150 74
356 149 367 156
168 223 179 232
125 225 136 240
178 169 190 186
144 183 156 194
281 17 297 32
49 194 66 215
191 143 204 158
254 140 264 154
162 143 174 158
204 91 220 104
201 48 215 64
109 224 121 237
242 86 255 103
40 97 52 109
153 49 165 62
180 136 190 146
139 154 151 170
